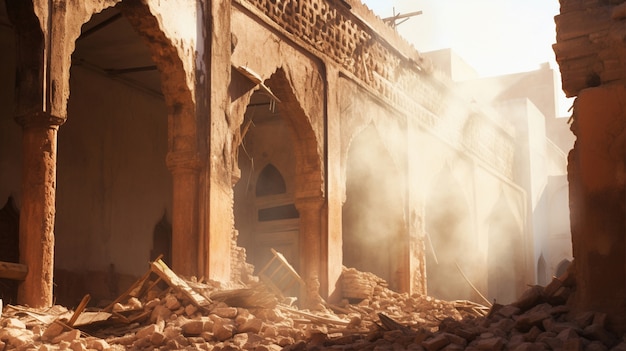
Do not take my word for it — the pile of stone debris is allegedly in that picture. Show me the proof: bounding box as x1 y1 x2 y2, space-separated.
1 259 624 351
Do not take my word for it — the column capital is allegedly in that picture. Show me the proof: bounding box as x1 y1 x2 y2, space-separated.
166 151 203 172
15 112 66 129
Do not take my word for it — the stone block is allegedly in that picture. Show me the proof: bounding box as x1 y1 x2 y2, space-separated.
150 304 173 322
556 327 580 341
52 329 81 344
443 332 466 346
262 325 277 338
135 323 160 339
164 294 181 310
70 340 86 351
514 311 551 332
181 318 213 335
2 318 25 329
213 307 238 318
239 317 264 333
441 343 464 351
474 337 504 351
86 338 110 351
562 337 584 351
213 317 235 341
41 321 65 342
454 327 480 342
583 323 618 347
150 331 166 346
421 334 450 351
512 286 544 312
255 344 283 351
0 327 32 346
164 325 182 339
505 333 525 350
495 305 520 319
185 303 198 316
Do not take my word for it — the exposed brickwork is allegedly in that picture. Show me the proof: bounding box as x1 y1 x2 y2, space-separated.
555 0 626 334
238 0 516 180
554 0 626 96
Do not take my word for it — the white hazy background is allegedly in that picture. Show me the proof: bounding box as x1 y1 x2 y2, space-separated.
361 0 573 116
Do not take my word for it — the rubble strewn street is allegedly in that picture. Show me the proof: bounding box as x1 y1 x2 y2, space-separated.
1 259 624 351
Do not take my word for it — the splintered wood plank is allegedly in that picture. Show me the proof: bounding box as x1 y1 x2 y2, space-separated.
68 294 91 327
150 259 211 307
0 261 28 280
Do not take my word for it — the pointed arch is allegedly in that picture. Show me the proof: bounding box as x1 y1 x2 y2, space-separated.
116 0 198 155
486 189 525 303
425 164 473 301
342 124 406 290
264 68 324 200
256 163 287 197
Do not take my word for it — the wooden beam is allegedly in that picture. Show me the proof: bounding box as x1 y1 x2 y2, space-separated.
0 261 28 280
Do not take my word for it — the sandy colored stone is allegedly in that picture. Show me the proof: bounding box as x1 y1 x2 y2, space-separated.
181 318 213 335
70 339 86 351
86 338 110 351
213 307 238 318
213 317 235 342
52 329 81 344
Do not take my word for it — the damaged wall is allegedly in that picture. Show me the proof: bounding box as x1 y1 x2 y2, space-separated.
0 0 563 311
554 0 626 333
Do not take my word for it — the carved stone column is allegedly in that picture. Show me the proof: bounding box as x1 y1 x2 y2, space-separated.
166 151 202 277
16 112 65 308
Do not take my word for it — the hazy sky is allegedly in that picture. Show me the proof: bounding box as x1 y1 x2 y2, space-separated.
361 0 561 77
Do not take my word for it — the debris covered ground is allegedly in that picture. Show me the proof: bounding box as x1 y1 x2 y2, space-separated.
1 257 625 351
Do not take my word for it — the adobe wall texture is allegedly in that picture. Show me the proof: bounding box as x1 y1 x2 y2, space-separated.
555 0 626 333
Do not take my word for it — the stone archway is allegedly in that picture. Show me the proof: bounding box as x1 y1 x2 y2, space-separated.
487 190 525 304
233 67 325 301
342 124 405 291
116 0 202 278
5 0 200 306
425 165 474 301
55 4 173 305
234 90 300 277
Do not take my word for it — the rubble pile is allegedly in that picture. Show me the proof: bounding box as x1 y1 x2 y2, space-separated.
1 259 625 351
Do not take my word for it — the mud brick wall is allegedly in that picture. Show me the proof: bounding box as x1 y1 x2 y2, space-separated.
555 0 626 334
554 0 626 96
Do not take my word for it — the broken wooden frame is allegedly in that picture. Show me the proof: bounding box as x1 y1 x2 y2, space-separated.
257 248 306 301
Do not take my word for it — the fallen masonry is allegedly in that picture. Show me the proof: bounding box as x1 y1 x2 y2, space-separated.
1 258 625 351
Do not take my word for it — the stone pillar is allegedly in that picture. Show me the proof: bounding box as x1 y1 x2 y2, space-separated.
296 197 324 303
166 151 201 277
568 84 626 333
16 112 65 308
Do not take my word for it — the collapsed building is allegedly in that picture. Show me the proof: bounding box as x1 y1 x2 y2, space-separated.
0 0 622 336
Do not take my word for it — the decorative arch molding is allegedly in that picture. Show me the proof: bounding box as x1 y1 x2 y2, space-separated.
338 85 407 203
116 0 198 155
6 0 122 119
7 0 199 151
264 67 324 201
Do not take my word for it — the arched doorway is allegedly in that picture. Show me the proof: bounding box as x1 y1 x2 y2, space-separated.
233 65 325 300
425 166 473 301
55 5 172 305
342 125 405 290
487 190 524 304
234 89 300 275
